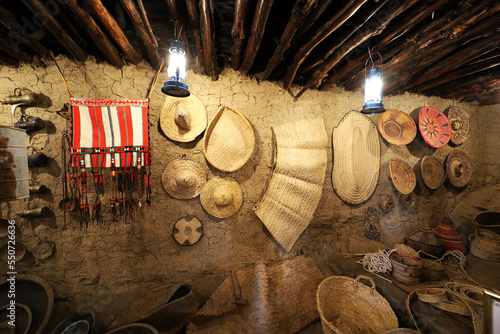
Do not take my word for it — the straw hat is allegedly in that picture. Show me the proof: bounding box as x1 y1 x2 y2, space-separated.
200 177 243 218
418 106 452 148
332 111 380 204
446 149 473 187
203 105 255 172
421 155 445 189
162 158 207 199
389 159 416 194
447 106 470 145
377 109 416 146
160 94 207 142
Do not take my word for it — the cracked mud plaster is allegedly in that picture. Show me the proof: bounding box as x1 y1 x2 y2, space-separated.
0 55 498 324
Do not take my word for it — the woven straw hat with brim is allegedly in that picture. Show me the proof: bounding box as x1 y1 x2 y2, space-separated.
447 106 471 145
377 109 416 146
162 158 207 199
446 149 473 187
389 159 416 195
421 155 445 189
160 94 207 142
332 111 380 205
203 105 255 172
418 106 452 148
200 177 243 218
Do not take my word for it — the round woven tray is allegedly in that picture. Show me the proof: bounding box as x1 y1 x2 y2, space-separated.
317 275 398 333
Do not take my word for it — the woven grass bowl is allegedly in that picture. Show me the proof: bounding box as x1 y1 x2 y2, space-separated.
317 275 398 334
469 229 500 261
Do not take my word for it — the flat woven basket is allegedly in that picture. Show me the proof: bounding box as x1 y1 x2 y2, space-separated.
469 229 500 261
317 275 398 334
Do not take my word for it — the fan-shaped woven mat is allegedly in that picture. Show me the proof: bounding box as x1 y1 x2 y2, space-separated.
332 111 380 204
186 256 324 334
253 118 328 252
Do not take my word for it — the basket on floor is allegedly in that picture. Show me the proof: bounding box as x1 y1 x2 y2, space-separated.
469 229 500 261
420 258 445 281
390 254 422 285
317 275 398 334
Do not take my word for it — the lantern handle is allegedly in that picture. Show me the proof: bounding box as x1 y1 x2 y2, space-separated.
364 49 383 78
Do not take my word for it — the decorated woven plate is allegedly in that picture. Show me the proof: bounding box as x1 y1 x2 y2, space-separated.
377 109 416 146
446 149 473 187
389 159 416 194
421 155 445 189
447 106 470 145
418 106 452 148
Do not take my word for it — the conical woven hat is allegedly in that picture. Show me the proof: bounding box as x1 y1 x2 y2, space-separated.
418 106 452 148
203 105 255 172
447 106 470 145
446 149 473 187
389 159 416 194
421 155 445 189
200 177 243 218
377 109 416 146
160 94 207 142
332 111 380 204
162 159 207 199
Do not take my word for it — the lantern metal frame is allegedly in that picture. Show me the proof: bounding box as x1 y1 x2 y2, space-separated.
361 51 385 114
161 37 190 97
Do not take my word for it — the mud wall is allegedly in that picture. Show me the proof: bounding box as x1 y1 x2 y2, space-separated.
0 56 497 324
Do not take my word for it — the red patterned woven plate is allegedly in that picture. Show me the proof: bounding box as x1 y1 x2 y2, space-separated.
418 106 451 148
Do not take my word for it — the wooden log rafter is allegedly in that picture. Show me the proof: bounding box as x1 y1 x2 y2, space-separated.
67 0 124 68
240 0 275 75
21 0 87 61
0 5 49 58
422 68 500 97
282 0 369 90
291 0 335 46
119 0 161 69
199 0 218 79
231 0 252 70
85 0 142 64
0 34 31 63
185 0 203 63
0 52 19 67
301 0 420 97
137 0 158 47
260 0 317 80
165 0 191 58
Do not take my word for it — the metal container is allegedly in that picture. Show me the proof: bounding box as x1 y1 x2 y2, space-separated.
0 126 29 201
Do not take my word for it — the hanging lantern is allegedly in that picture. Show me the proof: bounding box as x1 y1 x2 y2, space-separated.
361 54 385 114
162 38 190 97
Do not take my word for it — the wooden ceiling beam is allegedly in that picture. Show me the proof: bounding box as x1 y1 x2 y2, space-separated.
119 0 161 68
199 0 217 79
303 0 420 96
136 0 158 47
165 0 190 57
67 0 124 68
0 34 31 63
240 0 275 75
0 5 48 58
292 0 335 45
21 0 87 61
85 0 142 64
282 0 368 90
260 0 317 80
0 52 20 67
185 0 203 64
231 0 252 70
421 68 500 96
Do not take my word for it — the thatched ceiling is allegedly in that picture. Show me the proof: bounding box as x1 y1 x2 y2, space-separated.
2 0 499 104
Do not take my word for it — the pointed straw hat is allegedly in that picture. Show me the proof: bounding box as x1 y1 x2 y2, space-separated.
447 106 471 145
421 155 445 189
162 158 207 199
160 94 207 142
200 177 243 218
389 159 416 194
446 149 473 187
418 106 452 148
377 109 416 146
203 105 255 172
332 111 380 204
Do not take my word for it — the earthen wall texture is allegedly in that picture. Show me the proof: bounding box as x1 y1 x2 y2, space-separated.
0 57 498 322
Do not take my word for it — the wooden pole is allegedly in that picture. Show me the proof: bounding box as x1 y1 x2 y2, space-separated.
119 0 161 68
231 0 252 70
21 0 87 61
282 0 368 90
185 0 203 60
165 0 191 57
240 0 275 75
67 0 124 67
85 0 142 64
199 0 218 79
0 34 31 63
292 0 335 44
137 0 158 47
261 0 317 80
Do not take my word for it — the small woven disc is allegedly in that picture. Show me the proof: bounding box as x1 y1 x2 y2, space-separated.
172 216 203 246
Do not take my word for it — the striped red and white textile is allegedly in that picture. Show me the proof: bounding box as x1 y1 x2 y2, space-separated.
70 97 151 168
